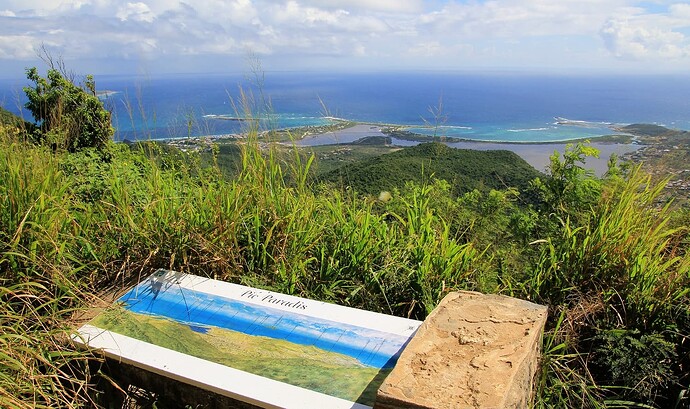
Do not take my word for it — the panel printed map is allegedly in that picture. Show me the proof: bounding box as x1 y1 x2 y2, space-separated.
76 270 421 409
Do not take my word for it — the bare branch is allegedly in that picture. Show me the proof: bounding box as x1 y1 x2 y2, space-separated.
36 43 75 83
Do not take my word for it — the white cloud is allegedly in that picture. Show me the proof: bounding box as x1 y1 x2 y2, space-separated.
304 0 423 14
116 2 155 23
193 38 240 55
0 0 689 73
407 41 444 57
352 43 366 57
0 35 39 59
600 18 689 59
669 3 690 19
417 0 631 39
278 1 349 26
185 0 260 29
595 2 690 61
266 1 388 33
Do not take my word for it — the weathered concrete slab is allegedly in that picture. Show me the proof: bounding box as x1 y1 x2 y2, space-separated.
375 291 548 409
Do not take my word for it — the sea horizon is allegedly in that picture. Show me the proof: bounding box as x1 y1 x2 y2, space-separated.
2 71 689 143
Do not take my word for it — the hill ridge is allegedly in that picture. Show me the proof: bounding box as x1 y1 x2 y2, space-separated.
317 142 542 196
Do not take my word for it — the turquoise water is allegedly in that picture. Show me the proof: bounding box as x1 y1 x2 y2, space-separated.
2 72 689 142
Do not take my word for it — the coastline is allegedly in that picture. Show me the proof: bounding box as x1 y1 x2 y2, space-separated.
153 120 645 177
295 123 640 176
447 141 639 175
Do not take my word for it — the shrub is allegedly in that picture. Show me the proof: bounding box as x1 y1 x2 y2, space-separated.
592 329 678 403
24 67 113 152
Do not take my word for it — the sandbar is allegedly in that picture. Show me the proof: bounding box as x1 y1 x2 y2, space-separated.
296 124 387 145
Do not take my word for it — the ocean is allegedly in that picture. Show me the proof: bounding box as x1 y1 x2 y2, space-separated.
1 71 689 143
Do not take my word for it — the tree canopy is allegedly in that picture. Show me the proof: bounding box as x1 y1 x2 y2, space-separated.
24 67 113 151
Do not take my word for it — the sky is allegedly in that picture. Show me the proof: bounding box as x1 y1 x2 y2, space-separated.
1 0 689 77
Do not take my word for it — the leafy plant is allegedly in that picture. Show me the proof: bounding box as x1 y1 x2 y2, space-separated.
592 329 678 403
1 68 689 408
24 67 113 151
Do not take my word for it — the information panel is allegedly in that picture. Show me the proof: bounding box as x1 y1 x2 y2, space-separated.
74 269 421 409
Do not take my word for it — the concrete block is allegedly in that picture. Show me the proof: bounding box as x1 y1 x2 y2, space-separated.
375 291 548 409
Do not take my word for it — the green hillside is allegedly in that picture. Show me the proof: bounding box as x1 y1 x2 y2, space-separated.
0 107 28 128
620 123 675 137
2 66 689 409
318 142 542 196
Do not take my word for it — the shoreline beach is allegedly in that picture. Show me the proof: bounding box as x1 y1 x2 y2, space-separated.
296 123 640 176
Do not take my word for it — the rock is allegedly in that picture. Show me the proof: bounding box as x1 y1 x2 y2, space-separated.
375 291 548 409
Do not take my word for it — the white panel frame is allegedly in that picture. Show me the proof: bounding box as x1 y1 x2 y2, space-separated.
74 270 421 409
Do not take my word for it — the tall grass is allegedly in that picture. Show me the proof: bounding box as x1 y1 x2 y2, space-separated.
1 97 689 407
0 282 92 409
0 131 93 408
527 164 690 406
201 129 485 318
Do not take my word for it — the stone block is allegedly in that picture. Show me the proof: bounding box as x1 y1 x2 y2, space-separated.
375 291 548 409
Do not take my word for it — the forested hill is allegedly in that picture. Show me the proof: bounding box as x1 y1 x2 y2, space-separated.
317 142 543 196
0 107 25 127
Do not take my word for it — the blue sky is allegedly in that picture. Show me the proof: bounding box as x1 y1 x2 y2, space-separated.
1 0 689 77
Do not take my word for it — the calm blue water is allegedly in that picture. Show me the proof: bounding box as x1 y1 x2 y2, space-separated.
2 72 689 142
118 280 410 369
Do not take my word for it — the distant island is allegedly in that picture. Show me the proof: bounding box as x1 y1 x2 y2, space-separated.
96 90 119 99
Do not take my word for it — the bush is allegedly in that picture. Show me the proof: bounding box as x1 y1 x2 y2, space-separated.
592 329 678 403
24 67 113 152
